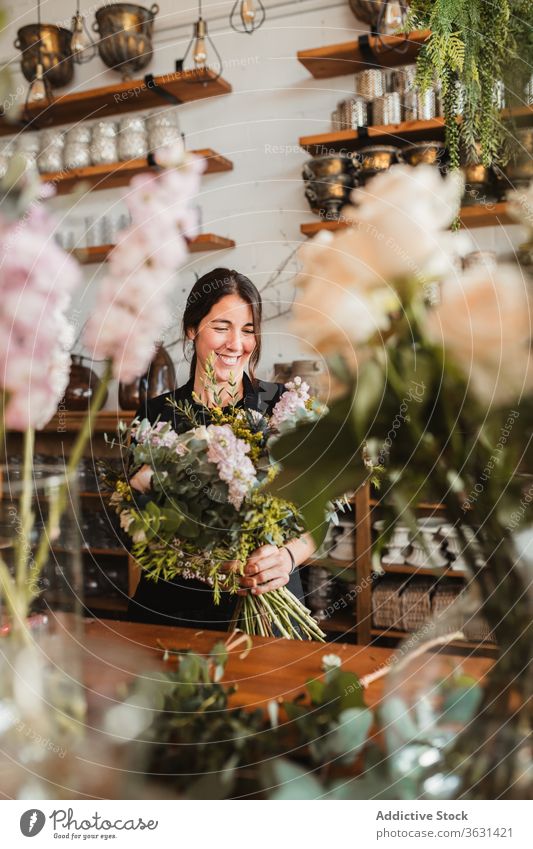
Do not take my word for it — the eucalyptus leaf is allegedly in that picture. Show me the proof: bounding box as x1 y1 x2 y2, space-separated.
442 684 482 724
264 759 324 800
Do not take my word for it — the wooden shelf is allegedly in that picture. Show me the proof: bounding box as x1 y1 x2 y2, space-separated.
370 627 497 650
300 117 446 155
73 233 236 264
81 546 128 556
299 106 533 155
0 69 232 136
459 202 513 228
40 149 233 195
85 596 128 613
297 29 431 79
320 613 357 634
379 563 466 578
40 410 135 434
369 498 446 511
301 202 513 236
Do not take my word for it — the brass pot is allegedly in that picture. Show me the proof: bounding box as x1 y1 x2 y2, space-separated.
64 356 108 411
93 3 159 80
118 344 176 410
353 144 399 182
15 24 74 88
460 145 497 205
302 154 359 219
400 141 447 168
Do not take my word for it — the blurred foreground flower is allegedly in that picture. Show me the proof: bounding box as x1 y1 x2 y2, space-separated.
84 142 204 383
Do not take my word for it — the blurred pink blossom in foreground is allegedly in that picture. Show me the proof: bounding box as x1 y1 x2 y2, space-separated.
84 142 204 383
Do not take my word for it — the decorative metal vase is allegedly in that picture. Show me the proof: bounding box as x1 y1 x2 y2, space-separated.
353 144 399 183
118 344 176 409
64 355 108 411
400 140 447 168
93 3 160 80
15 24 74 88
302 154 360 219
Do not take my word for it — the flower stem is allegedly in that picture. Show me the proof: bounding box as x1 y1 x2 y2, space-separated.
15 427 35 592
26 359 112 607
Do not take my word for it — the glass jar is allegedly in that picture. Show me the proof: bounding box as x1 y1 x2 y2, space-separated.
15 132 40 154
66 125 92 145
37 130 65 174
118 131 147 161
146 111 180 151
90 136 118 165
148 125 181 152
64 142 91 169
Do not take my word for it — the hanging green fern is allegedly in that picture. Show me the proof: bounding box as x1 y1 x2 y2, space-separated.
404 0 533 170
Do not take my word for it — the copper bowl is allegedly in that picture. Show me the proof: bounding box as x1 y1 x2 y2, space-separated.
353 144 400 181
302 154 359 218
400 141 447 168
15 24 74 88
93 3 159 80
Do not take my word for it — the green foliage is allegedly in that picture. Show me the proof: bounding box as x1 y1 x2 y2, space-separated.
405 0 532 169
124 644 485 800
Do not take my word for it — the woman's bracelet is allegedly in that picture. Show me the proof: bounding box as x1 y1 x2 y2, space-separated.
282 545 296 575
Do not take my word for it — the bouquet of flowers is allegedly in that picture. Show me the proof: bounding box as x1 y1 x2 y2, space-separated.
110 360 326 640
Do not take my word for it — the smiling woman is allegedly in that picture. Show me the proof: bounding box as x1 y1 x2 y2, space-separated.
127 268 316 630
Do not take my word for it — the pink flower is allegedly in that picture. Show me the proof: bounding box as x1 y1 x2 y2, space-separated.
0 207 80 430
206 425 257 509
84 154 202 382
270 376 311 430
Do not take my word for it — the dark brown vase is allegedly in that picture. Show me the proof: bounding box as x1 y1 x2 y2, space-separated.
118 344 176 410
64 355 108 411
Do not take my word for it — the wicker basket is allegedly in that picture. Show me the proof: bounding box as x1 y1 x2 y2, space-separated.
372 577 405 629
432 581 465 632
400 578 434 631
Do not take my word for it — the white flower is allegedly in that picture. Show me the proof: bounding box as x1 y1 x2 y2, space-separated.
321 653 342 671
119 510 134 532
290 166 471 373
425 264 533 405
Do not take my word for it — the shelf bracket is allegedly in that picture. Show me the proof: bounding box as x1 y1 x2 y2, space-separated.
357 33 380 69
143 73 183 106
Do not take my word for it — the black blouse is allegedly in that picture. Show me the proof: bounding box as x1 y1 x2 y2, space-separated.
134 372 286 433
127 373 305 630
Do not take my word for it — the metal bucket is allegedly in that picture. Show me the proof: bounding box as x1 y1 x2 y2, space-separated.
93 3 159 79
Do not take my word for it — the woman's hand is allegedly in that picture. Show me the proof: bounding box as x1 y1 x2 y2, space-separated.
238 544 293 595
129 463 154 494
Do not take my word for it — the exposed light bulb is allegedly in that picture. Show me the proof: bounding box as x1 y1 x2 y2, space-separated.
70 14 89 54
29 63 47 102
193 36 207 68
241 0 256 25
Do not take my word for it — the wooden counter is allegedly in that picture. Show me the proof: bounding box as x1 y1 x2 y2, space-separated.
82 618 493 712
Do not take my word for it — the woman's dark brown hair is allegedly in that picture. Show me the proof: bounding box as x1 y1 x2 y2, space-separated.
182 268 262 384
